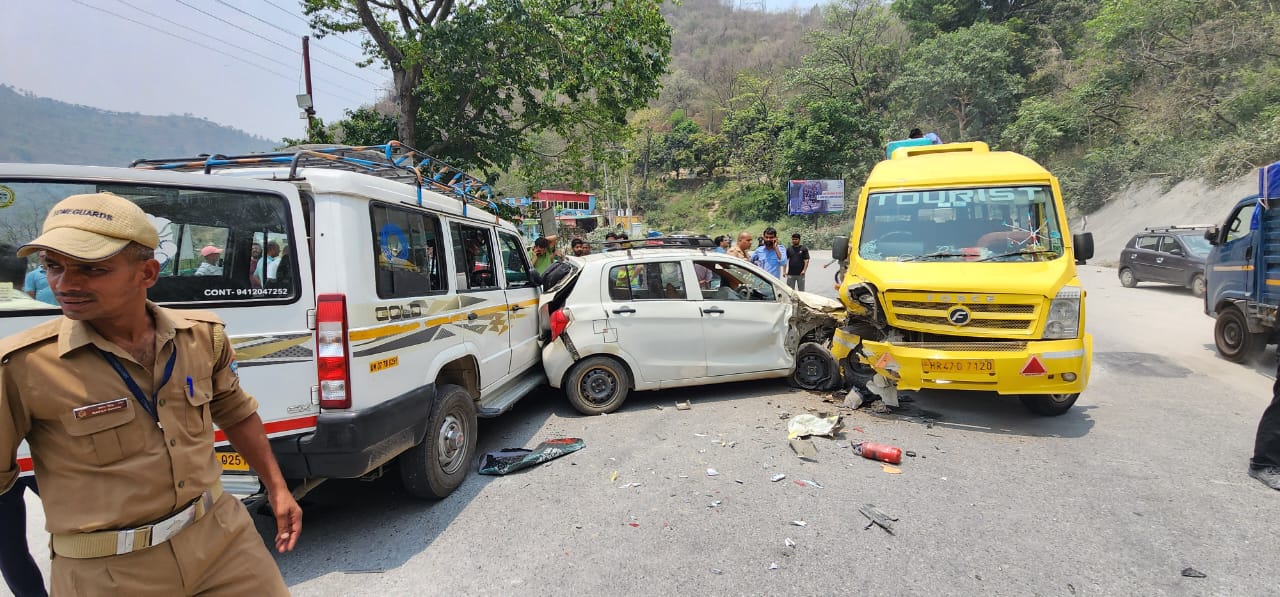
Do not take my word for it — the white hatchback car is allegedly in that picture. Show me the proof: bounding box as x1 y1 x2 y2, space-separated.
539 238 845 414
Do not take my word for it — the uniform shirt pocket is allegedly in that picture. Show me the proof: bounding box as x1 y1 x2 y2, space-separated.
59 400 140 465
186 376 214 434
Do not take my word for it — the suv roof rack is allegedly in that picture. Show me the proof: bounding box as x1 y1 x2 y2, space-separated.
1143 225 1214 233
129 141 500 218
604 234 719 256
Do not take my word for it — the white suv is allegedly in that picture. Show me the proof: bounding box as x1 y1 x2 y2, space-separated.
539 239 845 414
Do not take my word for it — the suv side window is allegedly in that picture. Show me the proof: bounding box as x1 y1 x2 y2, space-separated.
451 223 499 291
1136 235 1159 251
696 260 777 301
497 232 532 288
609 261 686 300
371 202 445 298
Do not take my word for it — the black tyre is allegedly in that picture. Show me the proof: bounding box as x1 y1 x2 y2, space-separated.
792 342 839 391
1189 273 1206 298
1118 267 1138 288
1019 393 1079 416
399 384 477 499
1214 306 1266 363
565 356 631 415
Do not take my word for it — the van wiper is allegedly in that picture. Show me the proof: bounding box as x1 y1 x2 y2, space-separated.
902 251 969 262
978 248 1059 262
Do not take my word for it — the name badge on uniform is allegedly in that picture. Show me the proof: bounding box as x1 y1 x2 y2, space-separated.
72 398 129 420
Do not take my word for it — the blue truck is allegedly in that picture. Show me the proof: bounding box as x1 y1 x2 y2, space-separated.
1204 161 1280 362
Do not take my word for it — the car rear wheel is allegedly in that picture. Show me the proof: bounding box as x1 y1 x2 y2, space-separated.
1119 267 1138 288
565 356 631 415
399 384 476 499
1215 306 1266 363
1019 393 1078 416
1189 273 1206 298
792 342 839 391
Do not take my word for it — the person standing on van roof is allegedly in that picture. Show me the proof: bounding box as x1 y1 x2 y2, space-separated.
0 193 298 596
529 235 560 273
194 246 223 276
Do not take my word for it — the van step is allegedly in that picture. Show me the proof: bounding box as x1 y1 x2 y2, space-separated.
477 370 547 418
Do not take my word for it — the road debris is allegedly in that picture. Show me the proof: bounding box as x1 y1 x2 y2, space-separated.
628 522 640 528
790 520 807 527
881 464 902 474
617 482 641 489
905 451 918 458
853 441 903 464
771 473 787 482
676 400 692 410
478 438 585 475
859 504 899 534
768 563 780 570
843 389 865 409
735 479 744 484
784 538 797 548
794 479 824 489
706 468 720 476
710 568 723 575
789 438 818 461
1181 567 1207 578
787 414 842 439
708 500 722 508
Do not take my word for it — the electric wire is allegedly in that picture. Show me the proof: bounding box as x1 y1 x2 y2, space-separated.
261 0 369 54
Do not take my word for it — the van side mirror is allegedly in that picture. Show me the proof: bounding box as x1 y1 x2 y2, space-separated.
1073 232 1094 264
1205 226 1220 246
832 236 849 262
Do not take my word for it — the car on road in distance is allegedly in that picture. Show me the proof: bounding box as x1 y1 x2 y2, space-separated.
538 237 845 414
1118 225 1213 297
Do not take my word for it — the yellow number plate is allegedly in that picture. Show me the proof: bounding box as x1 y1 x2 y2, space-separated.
218 452 250 472
922 359 995 374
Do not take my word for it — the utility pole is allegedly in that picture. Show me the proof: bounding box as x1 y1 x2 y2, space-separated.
301 36 317 131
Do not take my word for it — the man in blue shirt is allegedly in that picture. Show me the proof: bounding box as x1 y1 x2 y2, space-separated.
23 251 56 305
750 226 786 278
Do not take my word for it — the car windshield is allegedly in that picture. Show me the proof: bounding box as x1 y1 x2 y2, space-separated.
859 185 1065 262
1180 234 1211 257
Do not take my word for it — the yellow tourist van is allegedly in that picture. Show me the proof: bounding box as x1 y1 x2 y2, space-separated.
830 141 1095 415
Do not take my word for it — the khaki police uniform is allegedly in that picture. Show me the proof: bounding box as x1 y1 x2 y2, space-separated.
0 302 289 596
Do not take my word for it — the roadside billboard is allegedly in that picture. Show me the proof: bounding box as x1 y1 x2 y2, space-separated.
788 179 845 215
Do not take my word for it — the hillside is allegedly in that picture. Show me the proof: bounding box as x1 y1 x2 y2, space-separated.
0 85 276 166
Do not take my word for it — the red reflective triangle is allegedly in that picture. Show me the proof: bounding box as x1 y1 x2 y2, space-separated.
1021 355 1047 376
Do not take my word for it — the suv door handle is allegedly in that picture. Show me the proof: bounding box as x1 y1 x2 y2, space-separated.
467 312 479 320
510 304 523 312
702 306 725 315
612 306 636 315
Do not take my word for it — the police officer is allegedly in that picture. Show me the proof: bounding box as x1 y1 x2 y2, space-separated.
0 193 300 595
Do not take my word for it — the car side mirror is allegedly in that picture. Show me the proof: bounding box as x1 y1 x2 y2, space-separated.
832 236 849 262
1073 232 1094 265
1205 226 1220 246
1169 248 1183 257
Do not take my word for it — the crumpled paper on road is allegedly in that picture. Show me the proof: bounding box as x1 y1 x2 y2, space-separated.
786 414 842 439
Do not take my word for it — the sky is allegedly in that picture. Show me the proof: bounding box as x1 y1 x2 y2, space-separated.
1 0 824 142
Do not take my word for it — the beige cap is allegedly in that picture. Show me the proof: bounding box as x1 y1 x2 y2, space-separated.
18 193 159 261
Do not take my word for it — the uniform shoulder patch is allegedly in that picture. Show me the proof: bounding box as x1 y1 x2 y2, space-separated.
0 318 61 361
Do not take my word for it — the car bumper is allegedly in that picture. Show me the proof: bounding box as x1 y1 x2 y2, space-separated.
542 336 577 389
834 328 1092 395
271 384 434 479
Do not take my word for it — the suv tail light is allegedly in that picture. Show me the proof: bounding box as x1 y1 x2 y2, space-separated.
549 307 572 341
316 294 351 409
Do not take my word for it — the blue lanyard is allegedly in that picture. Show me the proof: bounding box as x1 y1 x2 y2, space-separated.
97 347 177 426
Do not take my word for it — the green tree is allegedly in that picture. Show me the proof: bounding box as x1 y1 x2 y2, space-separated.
690 130 730 177
788 0 911 115
654 111 700 179
305 0 670 170
889 22 1024 141
774 97 884 182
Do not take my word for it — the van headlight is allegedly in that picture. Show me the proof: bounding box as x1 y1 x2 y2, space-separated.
1043 286 1081 339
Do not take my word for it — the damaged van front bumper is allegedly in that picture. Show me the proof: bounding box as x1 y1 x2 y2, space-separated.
832 327 1091 398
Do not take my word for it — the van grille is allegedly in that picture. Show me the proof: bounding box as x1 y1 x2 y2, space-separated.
886 291 1044 338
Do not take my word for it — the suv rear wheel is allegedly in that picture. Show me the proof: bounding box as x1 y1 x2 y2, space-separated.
565 356 631 415
1118 267 1138 288
399 384 476 499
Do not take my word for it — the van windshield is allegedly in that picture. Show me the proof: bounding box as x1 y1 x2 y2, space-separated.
0 180 298 314
859 185 1065 262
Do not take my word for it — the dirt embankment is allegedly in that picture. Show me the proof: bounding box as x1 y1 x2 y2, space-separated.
1073 174 1259 267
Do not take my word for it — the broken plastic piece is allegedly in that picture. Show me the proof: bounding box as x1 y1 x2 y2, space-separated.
771 473 787 482
768 563 780 570
478 438 585 475
881 464 902 474
676 400 691 410
843 389 865 409
708 500 722 508
859 504 898 534
784 538 797 548
706 468 720 476
790 520 807 527
610 470 619 482
794 479 824 489
789 438 818 460
1181 567 1207 578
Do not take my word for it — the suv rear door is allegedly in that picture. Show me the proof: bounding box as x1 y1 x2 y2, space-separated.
0 164 320 450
